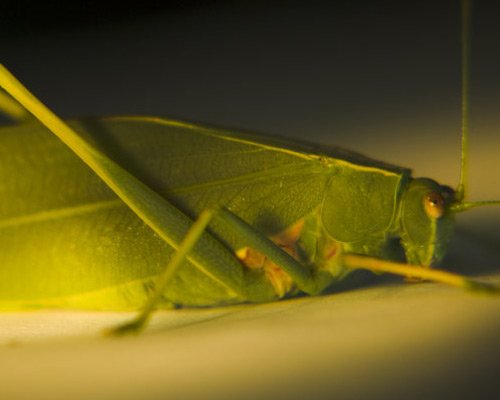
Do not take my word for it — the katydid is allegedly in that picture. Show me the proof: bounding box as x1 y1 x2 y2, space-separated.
0 0 498 335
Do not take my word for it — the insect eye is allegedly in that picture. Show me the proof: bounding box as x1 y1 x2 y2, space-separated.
423 192 445 219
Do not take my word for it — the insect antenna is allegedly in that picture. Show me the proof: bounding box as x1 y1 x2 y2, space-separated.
452 0 500 213
456 0 470 202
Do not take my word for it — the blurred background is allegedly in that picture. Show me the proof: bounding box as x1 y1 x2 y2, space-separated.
2 0 500 192
1 1 500 399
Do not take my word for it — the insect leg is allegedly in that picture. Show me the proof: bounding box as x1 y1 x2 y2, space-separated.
0 88 31 121
216 208 331 296
342 254 499 294
110 209 217 335
110 207 329 335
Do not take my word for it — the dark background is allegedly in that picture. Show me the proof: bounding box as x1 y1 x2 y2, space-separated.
2 0 499 138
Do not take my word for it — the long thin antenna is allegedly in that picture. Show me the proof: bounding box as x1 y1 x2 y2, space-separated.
457 0 471 201
453 0 500 212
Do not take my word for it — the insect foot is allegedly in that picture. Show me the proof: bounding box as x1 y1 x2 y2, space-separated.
463 280 500 295
105 317 148 337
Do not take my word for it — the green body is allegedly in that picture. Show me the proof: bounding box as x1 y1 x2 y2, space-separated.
0 117 456 310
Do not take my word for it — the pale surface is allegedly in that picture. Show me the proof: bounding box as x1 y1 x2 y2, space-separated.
1 273 499 400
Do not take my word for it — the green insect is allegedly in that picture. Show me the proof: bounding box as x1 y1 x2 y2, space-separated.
0 1 498 335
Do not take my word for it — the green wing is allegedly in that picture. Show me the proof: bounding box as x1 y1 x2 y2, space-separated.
0 117 330 308
0 116 409 308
